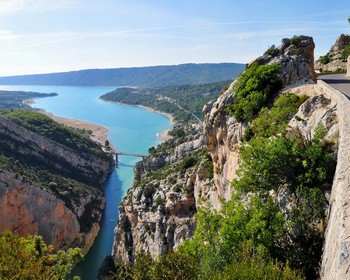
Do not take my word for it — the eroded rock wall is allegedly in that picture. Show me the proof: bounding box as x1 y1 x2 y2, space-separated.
254 35 316 84
201 82 243 209
0 115 113 252
113 125 203 261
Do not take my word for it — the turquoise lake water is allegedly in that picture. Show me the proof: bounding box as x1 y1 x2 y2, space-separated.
0 85 171 279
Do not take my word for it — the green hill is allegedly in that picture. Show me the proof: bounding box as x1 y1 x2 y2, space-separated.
0 63 245 87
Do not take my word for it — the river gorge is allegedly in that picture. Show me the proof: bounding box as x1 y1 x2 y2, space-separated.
0 85 172 279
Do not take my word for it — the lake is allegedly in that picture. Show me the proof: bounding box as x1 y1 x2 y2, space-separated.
0 85 172 279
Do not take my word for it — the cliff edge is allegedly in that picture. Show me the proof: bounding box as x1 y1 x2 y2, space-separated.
0 110 114 252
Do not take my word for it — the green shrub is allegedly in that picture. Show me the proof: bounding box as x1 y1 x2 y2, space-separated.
319 54 331 64
226 63 282 122
290 35 302 46
341 44 350 61
264 44 280 57
244 92 308 140
0 231 82 280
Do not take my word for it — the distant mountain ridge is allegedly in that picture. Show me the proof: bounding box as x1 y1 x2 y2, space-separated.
0 63 245 87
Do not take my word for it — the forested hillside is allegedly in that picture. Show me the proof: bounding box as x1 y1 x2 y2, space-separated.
100 81 231 123
0 63 245 87
0 90 57 109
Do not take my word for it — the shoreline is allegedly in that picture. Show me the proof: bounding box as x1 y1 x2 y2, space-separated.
100 98 176 142
23 99 111 145
39 110 111 147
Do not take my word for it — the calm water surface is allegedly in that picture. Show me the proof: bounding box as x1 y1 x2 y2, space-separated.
0 85 171 279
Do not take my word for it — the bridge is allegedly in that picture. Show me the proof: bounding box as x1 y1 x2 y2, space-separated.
102 147 148 161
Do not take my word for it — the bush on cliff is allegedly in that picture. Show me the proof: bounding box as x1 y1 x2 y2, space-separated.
226 63 282 122
0 231 82 280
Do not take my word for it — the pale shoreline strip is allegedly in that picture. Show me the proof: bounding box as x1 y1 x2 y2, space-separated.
40 110 111 147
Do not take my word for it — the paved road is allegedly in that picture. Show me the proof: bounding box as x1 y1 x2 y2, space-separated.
318 73 350 97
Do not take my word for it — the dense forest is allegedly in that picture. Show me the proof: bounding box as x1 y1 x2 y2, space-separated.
100 81 231 123
0 63 245 87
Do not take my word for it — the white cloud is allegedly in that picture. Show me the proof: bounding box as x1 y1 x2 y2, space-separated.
0 29 15 40
0 0 26 14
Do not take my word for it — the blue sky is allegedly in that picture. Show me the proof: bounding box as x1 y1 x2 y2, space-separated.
0 0 349 76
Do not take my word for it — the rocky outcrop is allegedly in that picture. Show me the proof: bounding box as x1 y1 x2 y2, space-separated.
201 82 244 208
289 94 338 142
315 34 350 73
254 35 316 84
347 55 350 77
0 114 114 252
113 125 204 261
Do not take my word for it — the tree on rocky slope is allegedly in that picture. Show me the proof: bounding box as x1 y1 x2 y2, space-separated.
0 231 82 280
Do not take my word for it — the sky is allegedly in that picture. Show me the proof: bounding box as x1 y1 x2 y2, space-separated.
0 0 349 76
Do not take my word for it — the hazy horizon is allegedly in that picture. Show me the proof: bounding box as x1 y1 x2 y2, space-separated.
0 62 243 78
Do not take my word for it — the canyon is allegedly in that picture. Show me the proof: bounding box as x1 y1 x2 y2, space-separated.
0 112 114 253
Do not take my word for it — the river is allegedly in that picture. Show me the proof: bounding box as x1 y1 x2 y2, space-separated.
0 85 172 279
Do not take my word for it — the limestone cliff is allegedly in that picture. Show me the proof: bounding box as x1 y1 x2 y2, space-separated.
113 125 204 261
112 35 326 263
254 35 316 84
201 35 316 210
315 34 350 73
0 111 114 252
201 82 243 209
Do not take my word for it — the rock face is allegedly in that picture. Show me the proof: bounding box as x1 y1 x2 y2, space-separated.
315 34 350 73
113 125 204 261
347 55 350 77
0 114 114 252
330 34 350 53
201 82 244 208
254 35 316 84
289 94 338 142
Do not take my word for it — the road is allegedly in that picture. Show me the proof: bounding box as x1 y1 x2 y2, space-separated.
156 95 203 124
318 73 350 97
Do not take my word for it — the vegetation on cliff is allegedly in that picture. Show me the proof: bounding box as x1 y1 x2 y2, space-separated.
0 231 82 280
0 109 108 159
226 63 282 122
315 33 350 73
100 81 231 123
0 110 113 233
